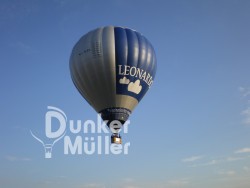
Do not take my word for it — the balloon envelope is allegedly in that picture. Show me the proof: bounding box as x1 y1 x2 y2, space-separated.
70 26 157 125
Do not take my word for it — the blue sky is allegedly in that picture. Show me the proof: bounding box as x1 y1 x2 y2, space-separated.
1 0 250 188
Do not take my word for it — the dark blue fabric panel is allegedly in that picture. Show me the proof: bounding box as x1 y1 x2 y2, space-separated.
125 28 139 68
114 27 157 102
136 33 148 70
114 27 129 95
114 27 127 67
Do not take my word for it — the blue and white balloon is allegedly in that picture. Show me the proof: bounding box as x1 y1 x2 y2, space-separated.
70 26 157 143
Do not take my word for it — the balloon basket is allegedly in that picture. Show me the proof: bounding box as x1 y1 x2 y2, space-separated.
111 134 122 144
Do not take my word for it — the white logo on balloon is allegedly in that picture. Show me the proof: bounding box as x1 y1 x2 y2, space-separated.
119 76 142 94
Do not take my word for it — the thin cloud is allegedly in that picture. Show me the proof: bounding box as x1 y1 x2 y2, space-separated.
188 155 249 168
81 183 106 188
9 41 37 55
182 155 203 162
243 166 249 173
239 86 250 97
119 178 141 188
122 178 134 183
167 178 189 187
241 108 250 125
227 156 245 162
235 148 250 154
217 170 236 176
239 87 250 125
122 186 140 188
5 155 31 162
190 159 218 167
203 159 218 166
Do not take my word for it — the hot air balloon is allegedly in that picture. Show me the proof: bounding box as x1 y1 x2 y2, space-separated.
70 26 157 144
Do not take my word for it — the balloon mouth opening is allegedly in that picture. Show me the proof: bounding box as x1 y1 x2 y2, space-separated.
99 107 131 122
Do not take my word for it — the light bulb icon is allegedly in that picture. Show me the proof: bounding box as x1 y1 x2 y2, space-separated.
31 106 67 159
